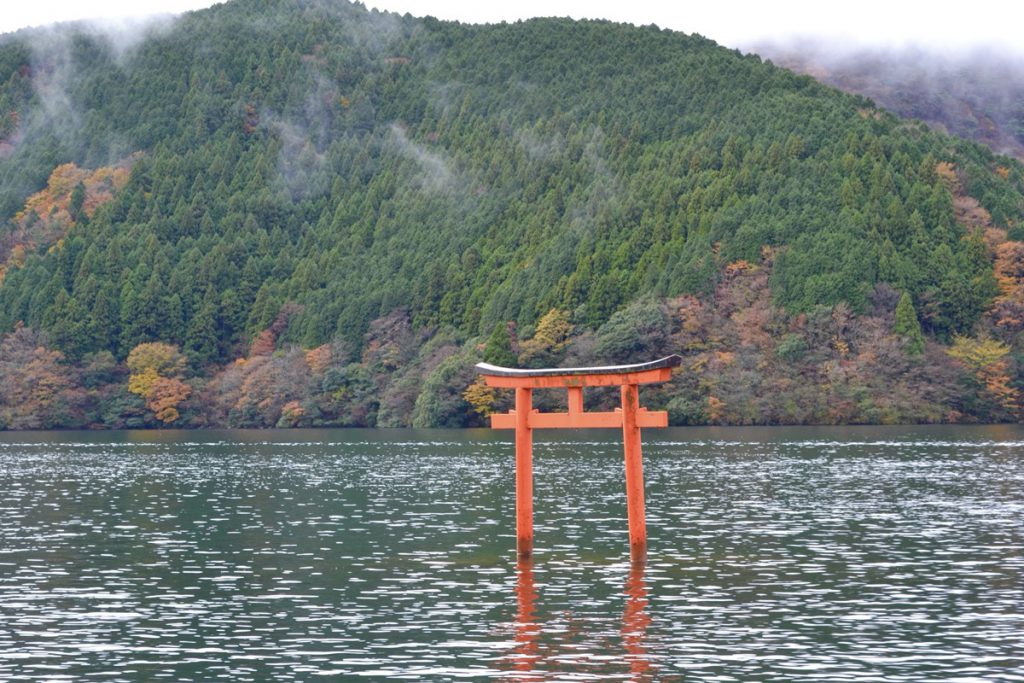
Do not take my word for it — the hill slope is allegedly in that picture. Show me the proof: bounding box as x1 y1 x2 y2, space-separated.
0 0 1023 428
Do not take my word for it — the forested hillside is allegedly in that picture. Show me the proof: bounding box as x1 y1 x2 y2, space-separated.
1 0 1023 429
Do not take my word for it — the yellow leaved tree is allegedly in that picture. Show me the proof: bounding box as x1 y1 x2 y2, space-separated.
463 376 498 418
947 335 1020 415
517 308 572 368
127 342 191 424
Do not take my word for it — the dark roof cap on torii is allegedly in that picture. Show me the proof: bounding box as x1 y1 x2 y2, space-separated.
475 355 682 388
476 354 682 377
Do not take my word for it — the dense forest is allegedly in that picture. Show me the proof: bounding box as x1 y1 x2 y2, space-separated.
1 0 1023 429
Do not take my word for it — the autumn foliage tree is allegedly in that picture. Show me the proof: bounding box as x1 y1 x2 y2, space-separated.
990 241 1024 333
947 335 1020 416
126 342 191 424
203 348 314 427
518 309 572 368
0 325 89 429
463 376 497 418
1 159 134 282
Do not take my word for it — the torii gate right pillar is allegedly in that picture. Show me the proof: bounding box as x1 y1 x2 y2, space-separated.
621 382 647 563
514 386 534 557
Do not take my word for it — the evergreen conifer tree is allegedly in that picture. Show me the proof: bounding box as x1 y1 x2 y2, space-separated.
483 322 516 366
894 291 925 355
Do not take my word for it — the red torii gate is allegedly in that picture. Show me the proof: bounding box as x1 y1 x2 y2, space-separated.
475 355 682 564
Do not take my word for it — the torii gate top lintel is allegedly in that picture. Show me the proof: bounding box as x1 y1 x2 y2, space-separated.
475 354 682 563
475 355 681 388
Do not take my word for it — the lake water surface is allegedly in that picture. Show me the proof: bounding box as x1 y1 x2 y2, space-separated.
1 426 1022 681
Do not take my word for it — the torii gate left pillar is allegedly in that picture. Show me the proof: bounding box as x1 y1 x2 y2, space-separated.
476 355 682 564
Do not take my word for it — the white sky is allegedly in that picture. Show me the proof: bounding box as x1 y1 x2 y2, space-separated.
1 0 1021 53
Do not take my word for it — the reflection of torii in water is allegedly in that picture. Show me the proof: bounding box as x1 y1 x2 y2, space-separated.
504 559 655 681
509 559 540 681
622 563 653 680
476 356 681 564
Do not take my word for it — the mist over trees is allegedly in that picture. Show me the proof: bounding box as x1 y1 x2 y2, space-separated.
0 0 1023 428
752 40 1024 161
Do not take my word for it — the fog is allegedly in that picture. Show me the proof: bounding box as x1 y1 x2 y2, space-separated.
751 39 1024 159
6 1 1020 58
